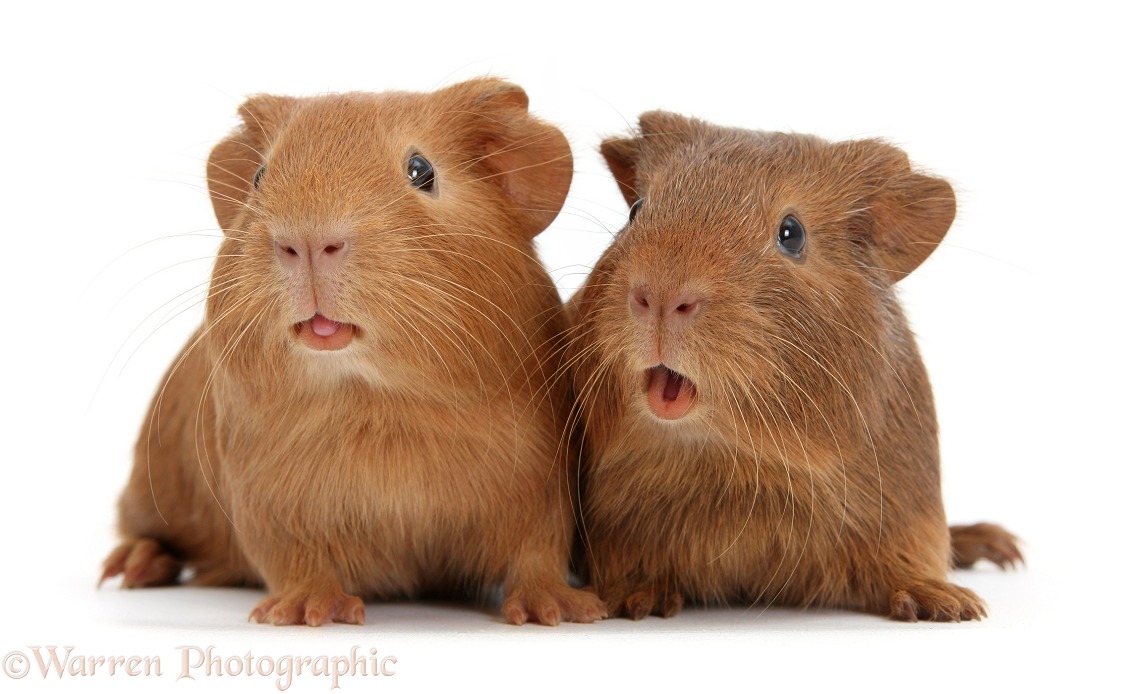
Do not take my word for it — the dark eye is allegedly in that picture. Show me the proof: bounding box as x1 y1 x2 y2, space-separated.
253 165 266 191
407 154 436 192
777 215 806 258
629 198 647 221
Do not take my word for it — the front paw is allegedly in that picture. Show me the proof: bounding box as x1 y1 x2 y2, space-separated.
950 523 1024 570
502 584 608 626
249 585 365 626
100 538 182 588
889 580 986 622
603 581 684 620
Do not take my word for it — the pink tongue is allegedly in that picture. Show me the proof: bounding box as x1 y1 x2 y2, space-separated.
311 314 341 337
645 365 696 421
663 369 685 401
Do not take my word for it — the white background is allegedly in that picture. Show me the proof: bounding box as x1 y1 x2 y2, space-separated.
1 1 1127 692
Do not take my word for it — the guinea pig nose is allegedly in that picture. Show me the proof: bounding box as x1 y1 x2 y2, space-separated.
274 235 351 273
630 285 653 318
274 239 304 270
629 285 704 328
312 237 350 273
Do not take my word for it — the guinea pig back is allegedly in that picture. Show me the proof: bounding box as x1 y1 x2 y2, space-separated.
569 111 1021 621
102 78 606 626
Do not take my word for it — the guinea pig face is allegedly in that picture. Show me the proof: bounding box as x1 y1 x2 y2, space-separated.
203 80 572 389
579 112 955 445
242 97 439 355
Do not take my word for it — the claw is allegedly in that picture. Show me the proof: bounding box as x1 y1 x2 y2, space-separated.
249 586 364 627
502 585 607 625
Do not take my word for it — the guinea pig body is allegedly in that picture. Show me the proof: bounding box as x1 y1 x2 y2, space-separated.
101 79 606 626
569 112 1021 621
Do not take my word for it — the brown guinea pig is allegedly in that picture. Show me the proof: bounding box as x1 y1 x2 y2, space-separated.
100 78 606 626
567 111 1021 622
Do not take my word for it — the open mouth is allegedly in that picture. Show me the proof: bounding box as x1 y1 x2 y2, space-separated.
292 314 357 351
645 365 697 420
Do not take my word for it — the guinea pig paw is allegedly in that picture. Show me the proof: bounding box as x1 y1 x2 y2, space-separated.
249 587 365 627
502 585 608 626
950 523 1025 570
100 538 182 588
889 580 986 622
608 582 684 620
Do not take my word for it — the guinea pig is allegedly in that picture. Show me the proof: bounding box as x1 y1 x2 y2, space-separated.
567 111 1022 622
100 78 607 626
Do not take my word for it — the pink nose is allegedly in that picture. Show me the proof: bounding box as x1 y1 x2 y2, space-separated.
274 235 350 274
629 285 704 328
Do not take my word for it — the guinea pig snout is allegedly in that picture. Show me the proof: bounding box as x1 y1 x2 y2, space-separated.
629 284 704 330
274 233 351 275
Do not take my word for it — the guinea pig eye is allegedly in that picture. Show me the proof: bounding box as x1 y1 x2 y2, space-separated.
252 165 266 191
629 198 644 222
407 154 436 192
777 215 806 258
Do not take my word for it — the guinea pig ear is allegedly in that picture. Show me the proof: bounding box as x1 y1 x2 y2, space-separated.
856 141 957 282
206 95 298 233
636 110 699 138
599 136 643 206
236 94 298 141
451 79 573 239
600 111 698 206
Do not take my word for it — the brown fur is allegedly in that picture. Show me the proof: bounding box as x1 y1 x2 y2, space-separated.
567 112 1021 622
101 78 606 626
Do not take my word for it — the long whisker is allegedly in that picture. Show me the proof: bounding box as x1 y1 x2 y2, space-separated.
763 332 883 557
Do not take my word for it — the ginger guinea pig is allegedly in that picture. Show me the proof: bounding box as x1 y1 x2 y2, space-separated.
568 111 1021 622
101 78 606 626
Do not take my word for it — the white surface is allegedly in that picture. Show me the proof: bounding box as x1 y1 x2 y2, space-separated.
1 1 1127 691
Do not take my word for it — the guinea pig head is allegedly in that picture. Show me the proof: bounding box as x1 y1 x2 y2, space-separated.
575 112 954 451
202 79 572 393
